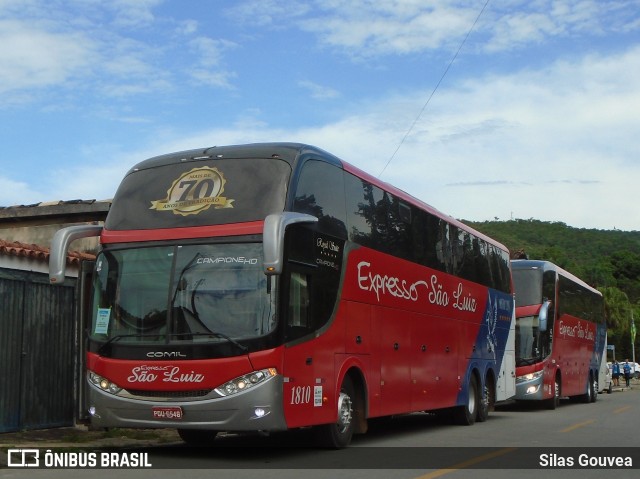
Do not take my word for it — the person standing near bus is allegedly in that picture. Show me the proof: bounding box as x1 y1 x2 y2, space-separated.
612 361 621 386
622 360 632 387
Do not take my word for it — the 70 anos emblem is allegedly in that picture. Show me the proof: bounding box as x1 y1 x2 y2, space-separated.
150 167 234 216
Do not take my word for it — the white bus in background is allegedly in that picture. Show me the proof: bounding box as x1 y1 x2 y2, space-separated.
599 337 612 394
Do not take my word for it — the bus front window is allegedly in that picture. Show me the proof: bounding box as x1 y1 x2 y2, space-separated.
516 315 541 365
513 267 547 366
90 243 275 352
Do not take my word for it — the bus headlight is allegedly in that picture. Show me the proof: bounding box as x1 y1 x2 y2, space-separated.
516 370 543 383
215 368 277 397
88 371 122 395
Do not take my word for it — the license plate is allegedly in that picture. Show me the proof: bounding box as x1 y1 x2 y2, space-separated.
152 406 183 420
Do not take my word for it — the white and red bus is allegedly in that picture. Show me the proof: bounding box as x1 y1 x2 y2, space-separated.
512 260 606 408
50 143 515 447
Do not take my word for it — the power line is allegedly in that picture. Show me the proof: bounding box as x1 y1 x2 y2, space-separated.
378 0 491 178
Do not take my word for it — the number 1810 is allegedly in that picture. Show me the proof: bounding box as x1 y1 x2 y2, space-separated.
290 385 312 404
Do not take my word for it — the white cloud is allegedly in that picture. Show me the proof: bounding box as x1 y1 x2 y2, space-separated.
298 80 340 100
19 40 638 230
300 1 476 56
0 176 44 206
228 0 640 57
185 37 238 88
225 0 311 27
106 0 162 28
0 2 239 105
0 20 95 96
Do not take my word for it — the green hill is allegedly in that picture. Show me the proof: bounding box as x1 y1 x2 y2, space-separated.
462 219 640 359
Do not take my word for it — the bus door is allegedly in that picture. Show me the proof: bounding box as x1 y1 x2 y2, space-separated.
280 225 343 428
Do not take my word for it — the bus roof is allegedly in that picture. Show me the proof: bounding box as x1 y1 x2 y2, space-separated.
511 259 601 296
125 143 341 173
127 142 509 253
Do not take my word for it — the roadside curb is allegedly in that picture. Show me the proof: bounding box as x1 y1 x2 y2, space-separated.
0 425 181 448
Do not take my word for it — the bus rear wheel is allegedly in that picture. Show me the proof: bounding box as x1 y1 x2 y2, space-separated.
581 374 596 403
477 377 495 423
454 374 478 426
316 376 355 448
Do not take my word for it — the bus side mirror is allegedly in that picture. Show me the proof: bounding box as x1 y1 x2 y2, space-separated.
539 300 551 332
263 212 318 275
49 224 103 285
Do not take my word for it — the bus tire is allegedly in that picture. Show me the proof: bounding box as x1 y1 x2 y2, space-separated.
454 374 478 426
316 376 355 448
477 376 495 423
591 374 598 403
545 375 561 410
177 428 218 446
581 373 596 403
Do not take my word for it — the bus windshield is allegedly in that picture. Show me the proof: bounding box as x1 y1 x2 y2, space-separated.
89 243 275 348
513 268 549 365
512 268 543 307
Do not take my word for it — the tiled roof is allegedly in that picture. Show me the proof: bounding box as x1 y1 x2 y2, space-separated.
0 239 95 265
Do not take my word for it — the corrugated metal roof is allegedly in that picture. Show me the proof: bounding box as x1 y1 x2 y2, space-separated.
0 239 94 265
0 199 111 222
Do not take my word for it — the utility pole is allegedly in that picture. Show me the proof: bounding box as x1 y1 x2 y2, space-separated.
631 311 636 366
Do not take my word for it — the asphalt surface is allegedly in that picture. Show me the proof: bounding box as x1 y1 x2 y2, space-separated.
0 425 182 448
2 379 637 448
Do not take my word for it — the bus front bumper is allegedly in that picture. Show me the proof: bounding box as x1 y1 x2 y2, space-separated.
86 376 288 432
515 372 545 400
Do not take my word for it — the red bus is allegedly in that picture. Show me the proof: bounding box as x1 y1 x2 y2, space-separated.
512 260 606 408
50 143 515 447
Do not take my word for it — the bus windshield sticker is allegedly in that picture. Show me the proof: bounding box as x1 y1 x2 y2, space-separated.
94 308 111 335
149 166 235 216
196 256 259 265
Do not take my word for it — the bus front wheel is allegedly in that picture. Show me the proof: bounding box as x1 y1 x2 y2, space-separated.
545 375 561 410
316 376 355 448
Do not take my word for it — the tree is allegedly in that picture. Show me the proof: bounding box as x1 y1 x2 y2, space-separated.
600 286 631 331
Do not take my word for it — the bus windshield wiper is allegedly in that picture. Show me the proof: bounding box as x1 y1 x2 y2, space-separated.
97 333 158 355
516 357 538 366
97 331 248 355
171 332 248 352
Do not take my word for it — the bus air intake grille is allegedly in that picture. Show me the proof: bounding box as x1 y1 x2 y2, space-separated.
126 389 212 400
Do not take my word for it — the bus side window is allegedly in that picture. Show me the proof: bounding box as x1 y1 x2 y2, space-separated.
293 160 347 239
287 271 311 340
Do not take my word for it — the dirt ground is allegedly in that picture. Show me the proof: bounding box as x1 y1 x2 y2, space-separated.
0 425 182 448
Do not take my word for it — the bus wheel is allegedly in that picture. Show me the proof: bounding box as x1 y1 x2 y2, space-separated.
477 377 494 423
545 375 561 410
177 429 218 446
582 374 596 403
591 375 598 403
317 377 355 448
454 374 478 426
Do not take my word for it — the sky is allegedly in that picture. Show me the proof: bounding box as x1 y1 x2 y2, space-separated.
1 0 639 231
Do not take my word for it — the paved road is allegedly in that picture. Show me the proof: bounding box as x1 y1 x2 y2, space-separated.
2 385 639 479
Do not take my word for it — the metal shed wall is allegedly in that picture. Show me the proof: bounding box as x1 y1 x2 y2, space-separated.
0 269 77 432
